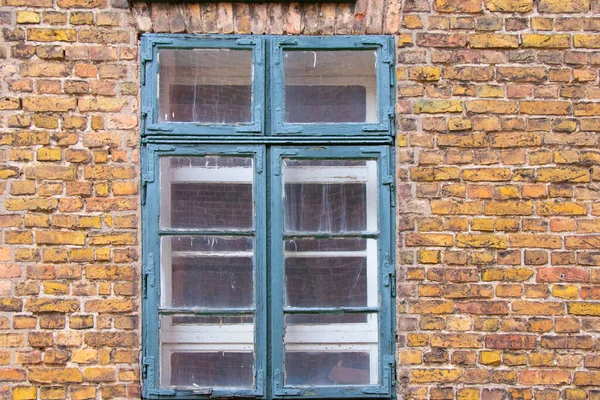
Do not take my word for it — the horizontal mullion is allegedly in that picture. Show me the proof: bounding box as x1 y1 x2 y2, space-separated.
159 230 255 237
159 308 255 316
283 232 379 239
283 307 378 314
142 136 393 145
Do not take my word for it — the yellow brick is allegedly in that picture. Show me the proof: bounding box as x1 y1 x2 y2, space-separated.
16 11 40 24
552 285 579 299
6 198 58 212
478 85 505 98
37 148 61 161
417 250 440 264
407 333 429 347
457 388 480 400
484 0 532 12
43 282 69 296
22 98 76 112
83 367 115 382
10 181 36 195
434 0 482 12
414 100 462 114
480 350 501 366
411 369 462 383
469 33 519 49
400 349 422 364
462 168 511 182
465 100 517 114
472 218 494 231
410 167 460 181
538 0 589 13
448 118 472 131
408 66 440 82
33 114 59 128
574 34 600 49
36 231 85 245
29 368 82 384
70 387 96 400
522 34 571 49
568 302 600 316
538 167 590 183
13 386 36 400
27 28 76 42
456 234 507 249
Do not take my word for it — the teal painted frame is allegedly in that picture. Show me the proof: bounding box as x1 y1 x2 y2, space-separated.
141 34 396 399
141 34 265 136
270 145 395 398
270 36 395 136
141 144 267 399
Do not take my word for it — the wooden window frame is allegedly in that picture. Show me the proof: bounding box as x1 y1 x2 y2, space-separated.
141 34 396 399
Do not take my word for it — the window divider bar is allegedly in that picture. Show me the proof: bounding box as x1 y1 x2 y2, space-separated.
158 230 255 236
158 308 256 316
282 233 379 239
142 136 393 145
283 307 379 314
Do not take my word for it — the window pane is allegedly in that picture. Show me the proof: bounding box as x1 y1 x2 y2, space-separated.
161 236 254 309
284 314 378 386
282 159 377 233
284 50 377 123
160 156 254 230
285 352 370 385
285 239 378 308
160 315 255 389
158 49 253 124
170 352 254 388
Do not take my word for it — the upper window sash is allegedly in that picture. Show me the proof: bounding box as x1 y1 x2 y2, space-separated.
270 36 395 137
142 35 395 139
142 35 265 136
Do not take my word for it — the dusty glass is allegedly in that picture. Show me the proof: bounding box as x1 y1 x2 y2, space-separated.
158 49 253 124
283 50 378 123
160 156 254 230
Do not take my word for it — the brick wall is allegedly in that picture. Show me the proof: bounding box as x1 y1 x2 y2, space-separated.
1 0 600 398
0 0 140 398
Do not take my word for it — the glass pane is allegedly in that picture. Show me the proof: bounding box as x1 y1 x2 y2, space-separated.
158 49 253 124
286 352 370 385
160 315 254 388
282 159 377 233
285 239 378 308
170 352 253 387
161 236 254 309
284 314 378 386
160 156 254 230
284 50 377 123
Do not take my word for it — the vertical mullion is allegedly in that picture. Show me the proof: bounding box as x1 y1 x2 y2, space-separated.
142 144 161 397
269 146 285 397
255 145 267 396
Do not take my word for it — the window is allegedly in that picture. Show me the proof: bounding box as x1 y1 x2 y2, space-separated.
141 35 396 399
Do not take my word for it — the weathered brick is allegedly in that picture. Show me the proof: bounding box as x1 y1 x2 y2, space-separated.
26 299 79 313
434 0 481 12
57 0 106 7
468 33 519 49
29 368 82 384
26 28 76 42
497 67 547 83
522 34 571 49
411 369 462 383
484 0 532 12
414 100 462 114
538 0 589 13
22 97 76 112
